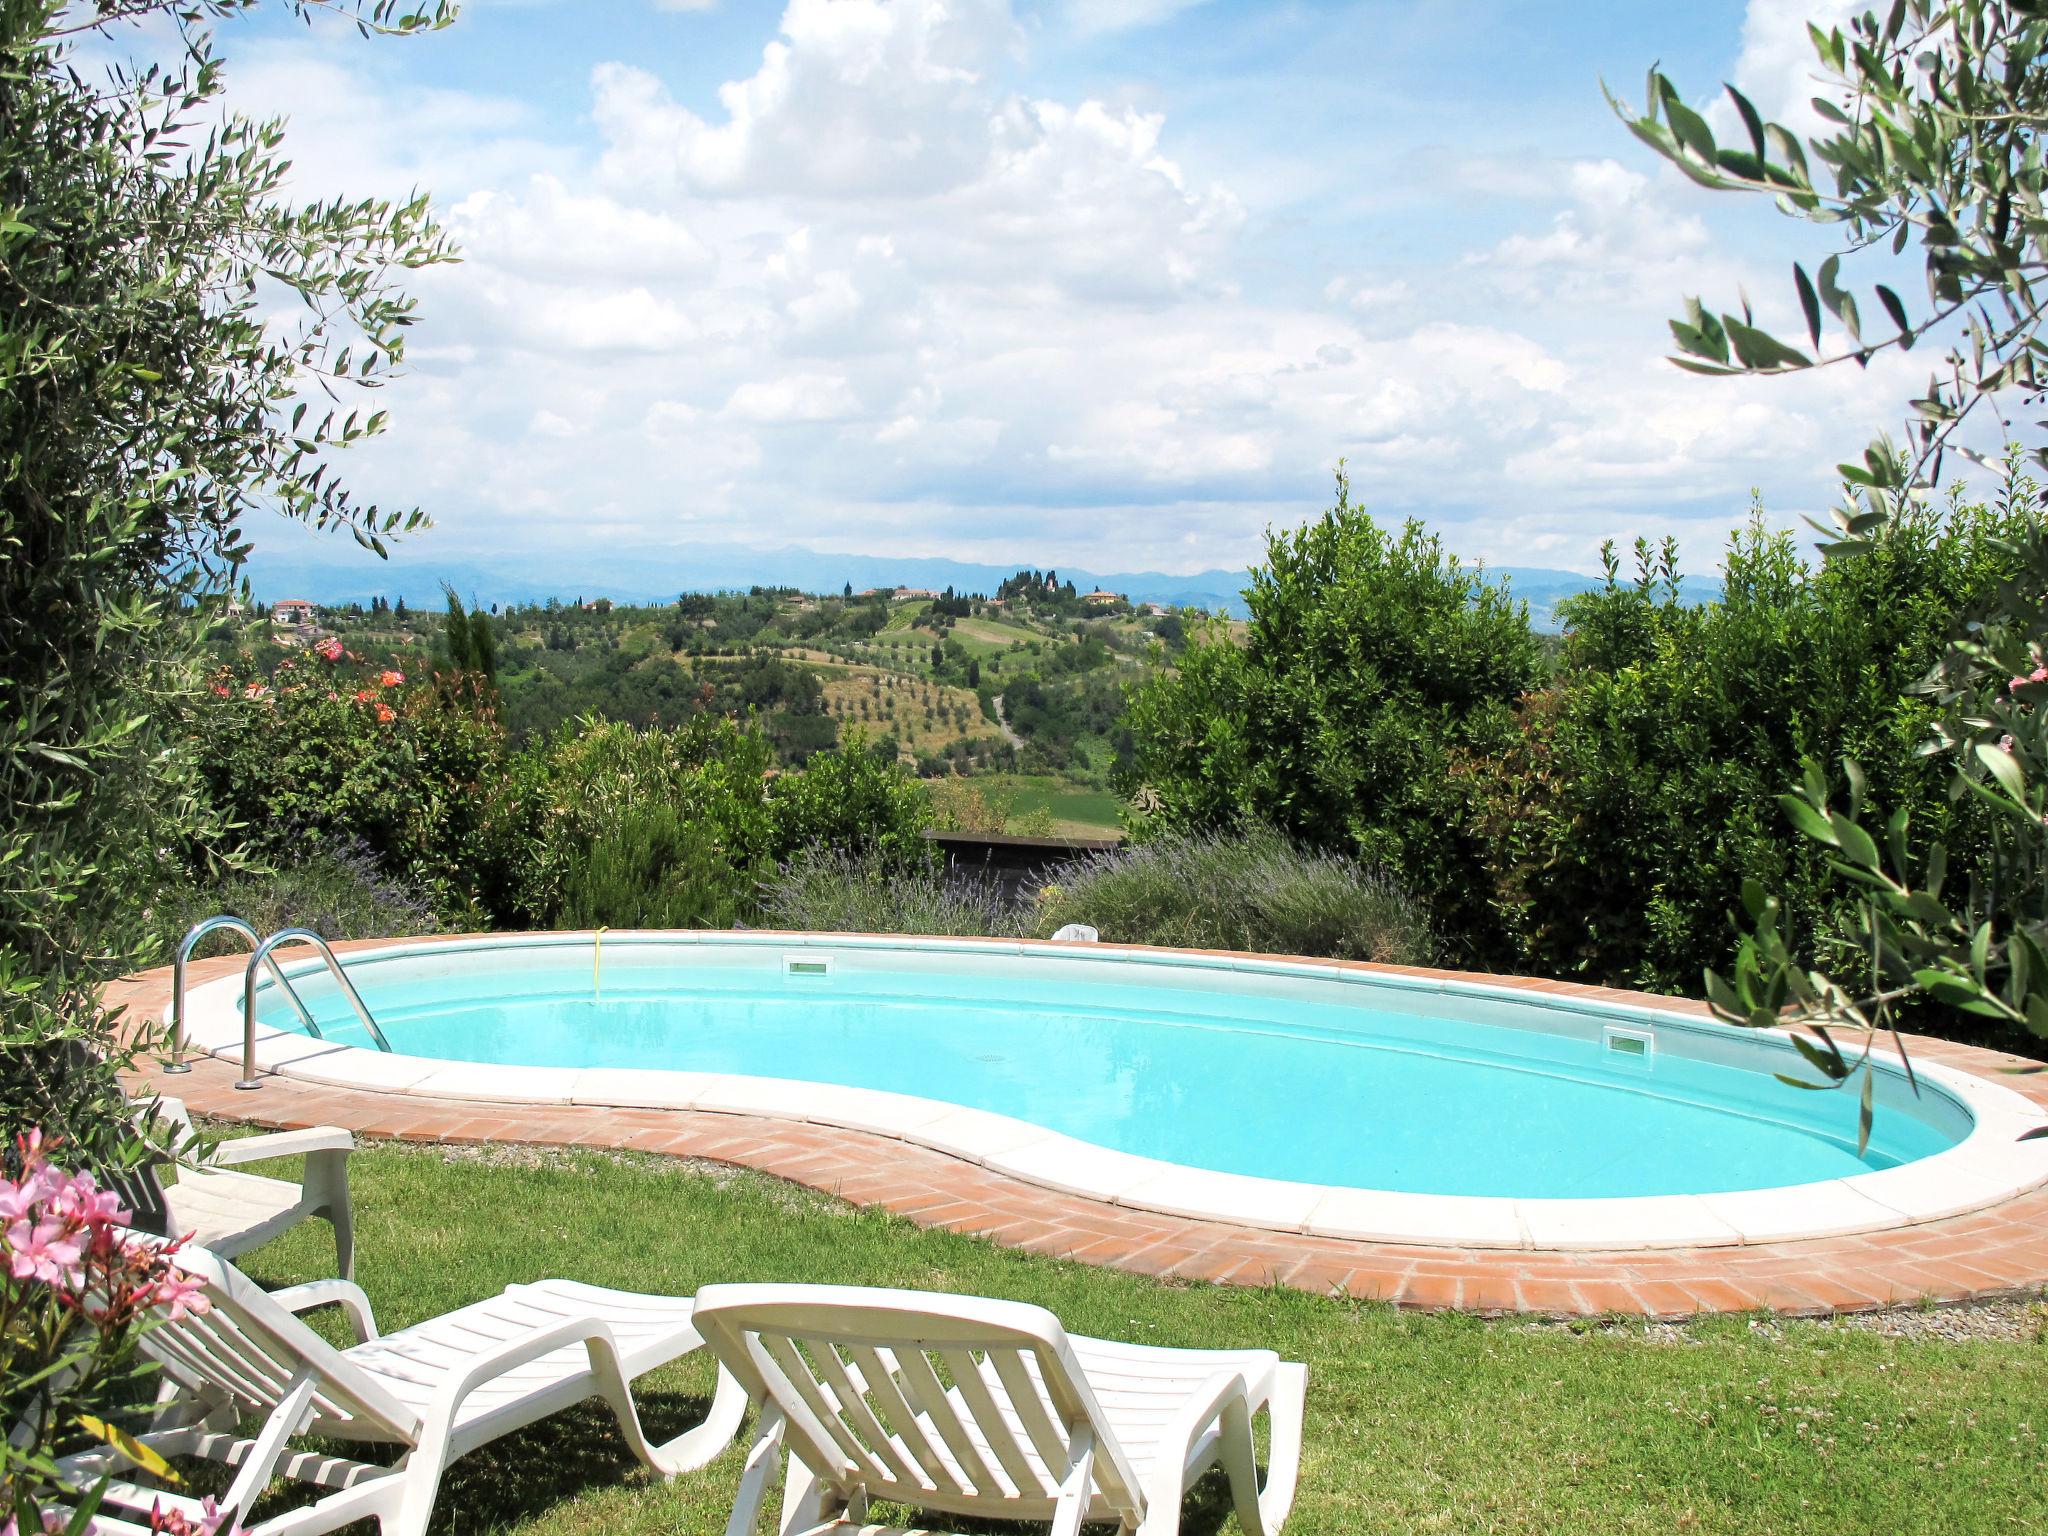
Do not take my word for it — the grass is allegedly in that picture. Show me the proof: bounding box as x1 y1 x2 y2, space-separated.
949 616 1045 655
1002 775 1124 836
218 1136 2048 1536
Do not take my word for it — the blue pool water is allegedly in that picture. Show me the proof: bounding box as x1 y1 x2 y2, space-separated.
259 940 1964 1198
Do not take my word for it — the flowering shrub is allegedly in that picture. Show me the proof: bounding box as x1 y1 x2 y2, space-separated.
1 1131 216 1535
191 641 510 921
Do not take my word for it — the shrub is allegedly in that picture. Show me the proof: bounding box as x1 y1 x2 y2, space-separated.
493 714 775 930
492 717 934 930
561 801 763 930
152 842 442 961
191 653 508 922
1461 504 2020 995
760 846 1027 937
765 733 934 868
1034 827 1435 963
1120 470 1539 955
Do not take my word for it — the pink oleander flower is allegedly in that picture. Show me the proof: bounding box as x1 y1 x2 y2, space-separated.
148 1494 223 1535
151 1265 211 1323
242 683 270 700
52 1169 130 1229
0 1162 58 1224
211 683 231 698
378 668 404 687
353 687 376 704
314 637 345 662
373 702 396 725
6 1214 86 1287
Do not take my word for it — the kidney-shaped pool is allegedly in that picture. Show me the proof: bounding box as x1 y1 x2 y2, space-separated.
176 933 2048 1249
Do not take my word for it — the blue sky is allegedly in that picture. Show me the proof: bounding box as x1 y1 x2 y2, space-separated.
180 0 1907 583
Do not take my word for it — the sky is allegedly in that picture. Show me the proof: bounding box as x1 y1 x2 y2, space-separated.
136 0 1932 581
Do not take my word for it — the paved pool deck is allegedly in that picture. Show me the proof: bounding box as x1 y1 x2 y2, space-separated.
110 940 2048 1319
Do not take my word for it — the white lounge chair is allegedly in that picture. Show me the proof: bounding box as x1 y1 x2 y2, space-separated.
60 1244 749 1536
133 1096 356 1279
690 1283 1307 1536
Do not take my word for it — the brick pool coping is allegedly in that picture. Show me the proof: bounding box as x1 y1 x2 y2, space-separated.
109 937 2048 1319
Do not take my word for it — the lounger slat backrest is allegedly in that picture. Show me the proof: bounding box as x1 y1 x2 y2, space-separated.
988 1350 1072 1475
757 1332 891 1483
936 1345 1041 1495
888 1344 1007 1497
691 1284 1144 1525
799 1339 929 1492
843 1344 967 1499
138 1243 421 1445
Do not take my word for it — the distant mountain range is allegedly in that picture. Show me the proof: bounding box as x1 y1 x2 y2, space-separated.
243 539 1722 631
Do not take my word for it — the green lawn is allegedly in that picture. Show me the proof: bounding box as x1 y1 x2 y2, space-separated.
219 1137 2048 1536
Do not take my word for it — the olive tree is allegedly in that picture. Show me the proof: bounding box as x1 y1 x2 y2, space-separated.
1 0 455 1163
1614 0 2048 1140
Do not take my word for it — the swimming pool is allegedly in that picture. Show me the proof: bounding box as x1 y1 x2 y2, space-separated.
175 932 2048 1249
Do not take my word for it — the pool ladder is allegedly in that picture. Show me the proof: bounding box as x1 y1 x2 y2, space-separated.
169 916 393 1091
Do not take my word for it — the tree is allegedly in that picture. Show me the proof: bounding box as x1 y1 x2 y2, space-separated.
1120 467 1541 952
1616 0 2048 1136
0 0 454 1521
440 583 497 685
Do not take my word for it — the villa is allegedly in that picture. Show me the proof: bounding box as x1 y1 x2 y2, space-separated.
269 598 317 627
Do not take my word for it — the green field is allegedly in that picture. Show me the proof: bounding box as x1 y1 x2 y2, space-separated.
1005 774 1124 836
949 615 1043 654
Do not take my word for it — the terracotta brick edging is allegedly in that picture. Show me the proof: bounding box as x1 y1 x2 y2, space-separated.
105 937 2048 1320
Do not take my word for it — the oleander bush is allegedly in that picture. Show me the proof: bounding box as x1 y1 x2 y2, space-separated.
190 648 509 923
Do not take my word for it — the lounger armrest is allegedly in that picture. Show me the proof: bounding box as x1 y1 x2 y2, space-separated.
270 1278 380 1342
424 1315 634 1426
1143 1369 1248 1514
208 1126 356 1165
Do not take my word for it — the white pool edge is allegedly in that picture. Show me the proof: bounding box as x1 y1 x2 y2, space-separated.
174 931 2048 1251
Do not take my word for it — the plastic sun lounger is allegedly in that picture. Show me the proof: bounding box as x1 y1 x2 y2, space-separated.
690 1283 1307 1536
57 1244 749 1536
145 1096 357 1281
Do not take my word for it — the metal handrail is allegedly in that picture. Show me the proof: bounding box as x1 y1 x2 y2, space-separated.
170 915 321 1074
237 928 392 1091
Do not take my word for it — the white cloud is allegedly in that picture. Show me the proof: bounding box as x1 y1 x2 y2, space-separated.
722 373 861 423
1714 0 1860 141
450 176 713 280
210 0 1926 581
1474 158 1715 308
593 0 1018 198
